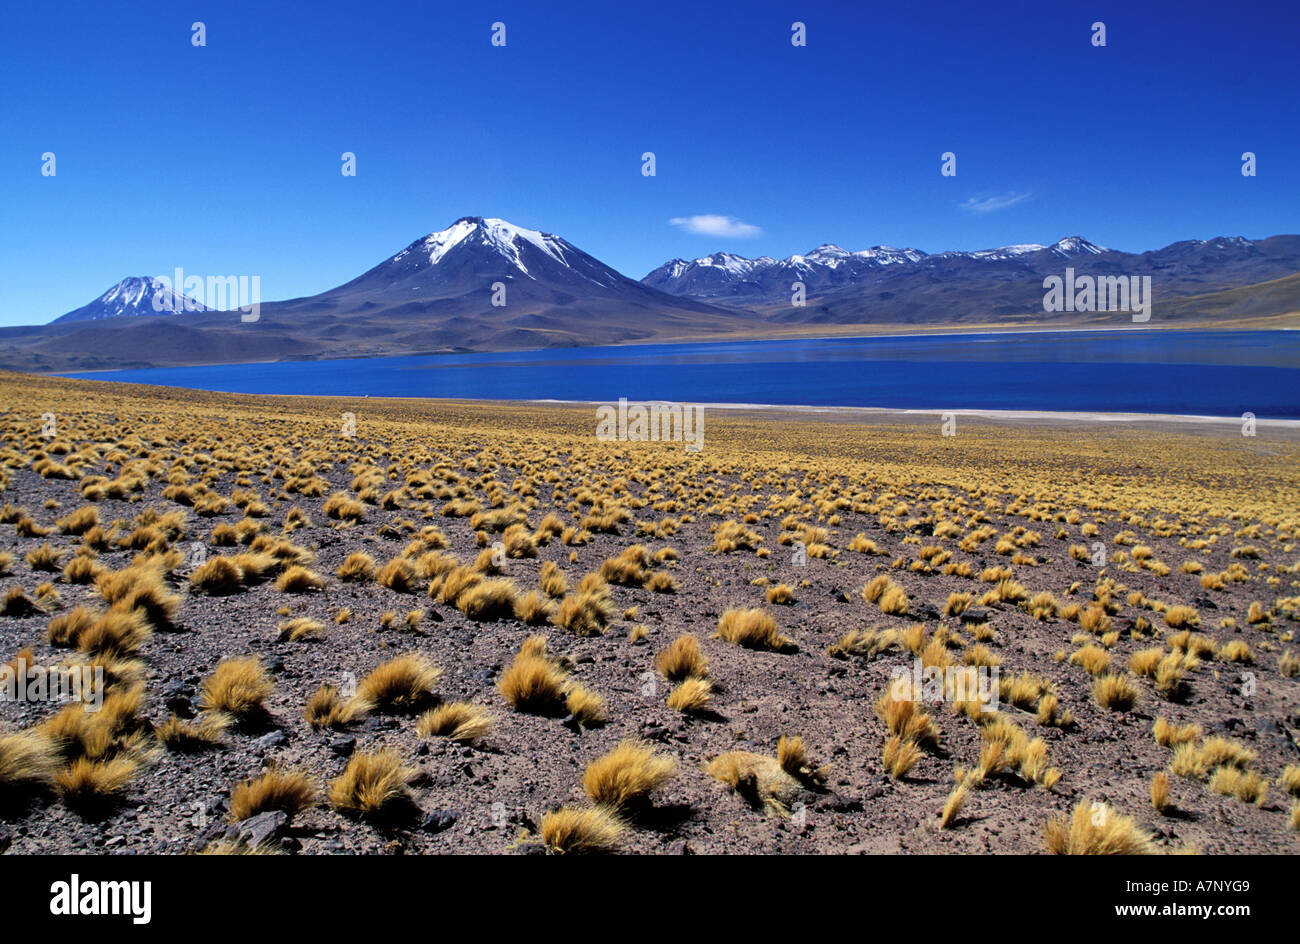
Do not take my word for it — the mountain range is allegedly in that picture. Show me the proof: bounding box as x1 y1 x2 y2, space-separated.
645 235 1300 324
1 217 1297 372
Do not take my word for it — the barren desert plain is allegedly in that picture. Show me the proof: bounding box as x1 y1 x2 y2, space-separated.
1 370 1298 855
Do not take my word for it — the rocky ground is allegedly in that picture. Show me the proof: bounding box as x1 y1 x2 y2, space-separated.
0 371 1298 854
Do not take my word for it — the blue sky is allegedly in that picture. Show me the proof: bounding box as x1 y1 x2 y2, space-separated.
1 0 1296 326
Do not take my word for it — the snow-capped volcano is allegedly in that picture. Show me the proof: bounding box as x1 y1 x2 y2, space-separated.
53 277 207 323
254 215 739 346
372 216 623 290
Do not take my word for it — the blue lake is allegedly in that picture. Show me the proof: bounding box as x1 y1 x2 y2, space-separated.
61 330 1300 418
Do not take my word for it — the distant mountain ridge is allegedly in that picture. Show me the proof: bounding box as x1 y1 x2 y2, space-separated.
642 235 1300 323
0 221 1296 373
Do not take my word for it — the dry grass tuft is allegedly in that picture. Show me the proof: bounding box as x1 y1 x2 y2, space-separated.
1170 736 1257 781
1153 716 1202 748
1044 800 1156 854
375 556 416 592
581 740 676 810
766 583 796 605
564 684 605 727
1281 764 1300 797
275 565 326 593
0 730 60 791
655 635 708 682
190 557 246 595
1209 766 1269 806
715 608 792 652
882 736 924 779
304 684 356 729
416 701 493 743
95 563 179 631
1151 771 1172 813
1069 645 1111 676
199 657 273 721
940 783 969 828
456 577 519 621
44 607 97 648
1129 647 1165 677
512 590 554 625
155 714 227 752
539 806 624 854
538 561 568 598
875 677 940 748
498 651 568 714
229 768 318 822
54 756 139 809
76 608 152 658
706 750 802 808
551 578 614 636
328 749 414 818
336 551 377 582
2 585 45 617
353 653 442 714
1092 674 1140 712
667 677 713 713
277 616 324 642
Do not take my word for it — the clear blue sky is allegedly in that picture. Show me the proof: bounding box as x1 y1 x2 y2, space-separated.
1 0 1296 325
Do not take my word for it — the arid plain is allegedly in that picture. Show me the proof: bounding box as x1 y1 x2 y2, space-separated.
1 371 1298 854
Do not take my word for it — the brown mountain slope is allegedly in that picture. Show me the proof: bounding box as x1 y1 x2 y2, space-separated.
0 273 1295 374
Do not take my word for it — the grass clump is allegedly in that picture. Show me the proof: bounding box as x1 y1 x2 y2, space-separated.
654 635 708 682
416 701 493 743
353 653 442 715
328 749 414 818
539 806 624 854
1044 800 1156 854
581 740 676 810
1093 674 1140 712
199 657 273 722
715 608 792 652
667 677 713 713
229 767 318 822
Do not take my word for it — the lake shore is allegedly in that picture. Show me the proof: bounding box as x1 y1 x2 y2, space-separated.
50 327 1300 423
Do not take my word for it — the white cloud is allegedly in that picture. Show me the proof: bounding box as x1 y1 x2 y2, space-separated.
669 214 763 238
960 192 1032 214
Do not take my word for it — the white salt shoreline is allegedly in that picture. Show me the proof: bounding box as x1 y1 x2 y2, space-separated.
526 399 1300 429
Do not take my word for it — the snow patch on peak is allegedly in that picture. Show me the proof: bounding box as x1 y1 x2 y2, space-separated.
1051 237 1107 256
1202 236 1252 249
806 244 851 268
693 252 755 276
971 243 1047 259
99 277 166 307
412 217 572 276
851 246 926 265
